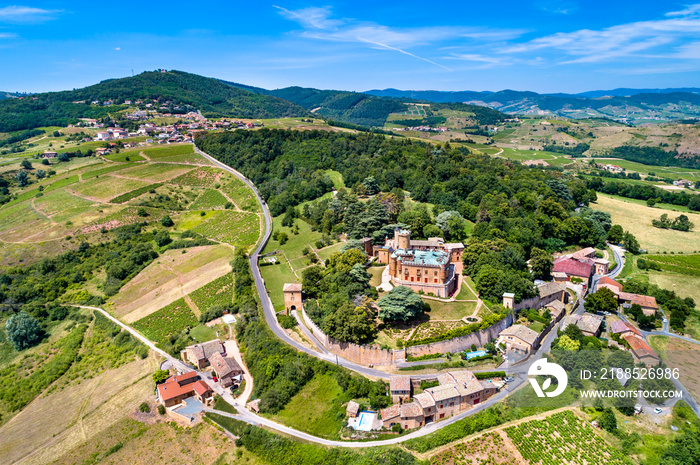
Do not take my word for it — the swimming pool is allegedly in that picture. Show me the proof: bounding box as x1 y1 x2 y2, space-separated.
348 411 377 431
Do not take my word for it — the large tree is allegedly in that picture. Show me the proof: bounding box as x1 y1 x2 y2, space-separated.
6 311 43 350
529 247 553 280
376 286 425 322
584 287 618 314
322 301 376 344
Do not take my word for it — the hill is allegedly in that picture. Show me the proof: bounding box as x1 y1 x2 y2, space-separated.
365 88 700 124
0 70 309 132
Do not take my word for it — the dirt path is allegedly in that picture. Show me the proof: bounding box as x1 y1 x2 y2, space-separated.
30 198 55 224
216 190 242 211
184 294 201 317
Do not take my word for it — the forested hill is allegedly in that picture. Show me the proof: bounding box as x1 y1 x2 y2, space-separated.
0 70 309 132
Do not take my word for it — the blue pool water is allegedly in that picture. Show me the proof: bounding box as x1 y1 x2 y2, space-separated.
465 350 487 359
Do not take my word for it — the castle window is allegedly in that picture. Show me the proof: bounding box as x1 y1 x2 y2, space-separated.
434 271 438 276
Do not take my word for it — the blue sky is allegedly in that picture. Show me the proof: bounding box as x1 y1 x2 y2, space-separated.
1 1 700 93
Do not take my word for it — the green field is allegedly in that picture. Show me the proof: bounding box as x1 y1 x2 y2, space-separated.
263 215 325 261
71 176 151 202
104 152 145 163
267 373 346 439
324 170 345 189
259 257 298 310
190 324 218 343
110 182 163 203
316 241 343 261
131 298 198 344
80 163 137 179
116 163 195 182
644 254 700 276
43 175 80 192
169 166 227 187
423 299 477 321
141 144 194 159
34 189 96 222
155 153 214 165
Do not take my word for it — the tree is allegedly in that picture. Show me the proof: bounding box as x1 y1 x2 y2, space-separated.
529 247 553 280
607 224 624 244
322 301 376 344
361 176 379 195
557 334 580 351
57 152 69 162
161 215 174 227
301 266 325 298
136 207 149 217
584 288 618 314
5 311 43 350
599 407 617 433
278 231 288 245
15 170 29 187
422 224 442 238
435 210 466 241
622 231 640 254
41 158 50 166
20 159 32 169
35 169 46 179
154 231 172 247
671 215 694 232
376 286 425 322
153 369 170 384
646 198 657 207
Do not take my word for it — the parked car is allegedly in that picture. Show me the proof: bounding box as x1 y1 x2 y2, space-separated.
663 318 668 323
654 408 663 414
504 377 515 383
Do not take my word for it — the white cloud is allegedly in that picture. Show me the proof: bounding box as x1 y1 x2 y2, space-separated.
115 47 121 51
666 3 700 17
274 5 522 71
0 5 60 23
0 32 18 39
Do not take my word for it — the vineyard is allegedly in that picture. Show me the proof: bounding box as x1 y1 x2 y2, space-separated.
141 144 195 159
132 298 198 344
430 432 521 465
505 411 630 465
189 189 231 210
644 254 700 277
81 163 136 179
222 179 260 212
110 183 163 203
192 210 260 248
170 167 227 187
189 273 234 310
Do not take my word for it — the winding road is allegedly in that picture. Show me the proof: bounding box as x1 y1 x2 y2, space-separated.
77 145 700 447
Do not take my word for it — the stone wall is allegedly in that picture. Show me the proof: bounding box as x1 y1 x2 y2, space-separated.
405 313 514 358
301 308 404 366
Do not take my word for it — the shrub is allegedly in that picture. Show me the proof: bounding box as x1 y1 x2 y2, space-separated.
158 404 166 415
139 402 150 413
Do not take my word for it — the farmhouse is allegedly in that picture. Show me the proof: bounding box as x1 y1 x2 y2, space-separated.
208 351 243 388
598 276 623 295
552 257 594 285
389 375 412 403
180 339 225 369
497 324 540 353
157 371 214 407
41 151 57 159
619 292 658 317
623 334 660 366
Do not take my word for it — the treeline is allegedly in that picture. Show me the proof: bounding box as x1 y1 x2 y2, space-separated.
0 99 120 133
0 128 45 147
586 177 700 211
605 145 700 169
542 142 590 157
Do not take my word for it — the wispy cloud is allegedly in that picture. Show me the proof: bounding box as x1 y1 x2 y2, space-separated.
0 32 18 39
500 4 700 64
0 5 61 23
274 5 521 71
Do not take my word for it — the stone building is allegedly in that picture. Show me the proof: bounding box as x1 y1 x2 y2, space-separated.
283 283 303 314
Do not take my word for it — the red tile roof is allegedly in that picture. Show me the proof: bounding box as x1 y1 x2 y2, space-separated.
610 320 641 337
623 334 659 360
619 293 657 309
390 375 411 392
158 371 200 402
552 258 593 278
598 276 622 292
193 380 212 396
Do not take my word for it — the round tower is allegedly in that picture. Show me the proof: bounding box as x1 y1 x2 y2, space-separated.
397 229 411 250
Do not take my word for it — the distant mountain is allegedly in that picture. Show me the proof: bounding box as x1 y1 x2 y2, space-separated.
0 71 309 132
0 92 22 100
570 87 700 98
365 88 700 124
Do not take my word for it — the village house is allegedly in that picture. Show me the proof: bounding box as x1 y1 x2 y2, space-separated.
609 320 642 338
545 300 566 322
560 313 603 337
180 339 225 369
552 257 594 286
619 292 658 317
497 324 540 353
346 401 360 419
623 334 660 366
389 375 412 403
157 371 214 408
208 351 243 388
41 151 57 159
598 276 623 295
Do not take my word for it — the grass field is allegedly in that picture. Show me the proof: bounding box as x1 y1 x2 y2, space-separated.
104 151 145 162
594 194 700 253
267 373 345 439
156 152 215 165
113 245 234 322
423 299 478 321
80 163 137 179
190 324 218 343
648 336 700 403
263 215 324 261
33 188 96 223
43 174 79 192
598 193 696 214
644 254 700 276
116 163 195 182
132 298 198 344
259 258 298 310
71 176 151 202
324 170 345 189
141 144 194 159
316 241 343 261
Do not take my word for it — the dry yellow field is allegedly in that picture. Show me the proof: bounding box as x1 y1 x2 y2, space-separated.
110 244 235 322
0 354 157 465
594 195 700 253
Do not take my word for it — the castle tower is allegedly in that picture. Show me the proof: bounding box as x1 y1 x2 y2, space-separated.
397 229 411 250
283 283 303 315
502 292 515 309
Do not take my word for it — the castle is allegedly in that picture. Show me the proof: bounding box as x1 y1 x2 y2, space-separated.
374 228 464 298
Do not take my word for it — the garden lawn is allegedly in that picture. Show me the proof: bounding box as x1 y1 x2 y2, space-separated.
423 299 477 321
259 258 298 310
267 373 346 439
190 324 218 343
316 241 343 261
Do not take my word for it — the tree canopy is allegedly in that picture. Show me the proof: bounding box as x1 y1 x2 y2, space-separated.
376 286 425 322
